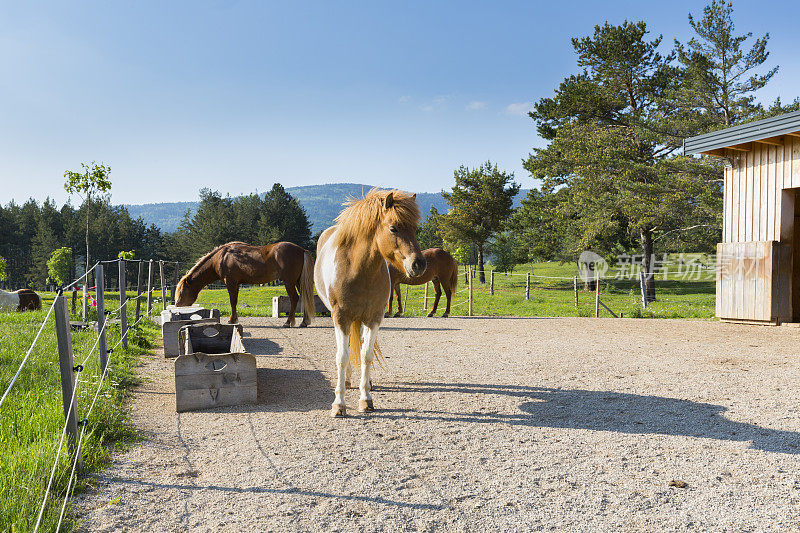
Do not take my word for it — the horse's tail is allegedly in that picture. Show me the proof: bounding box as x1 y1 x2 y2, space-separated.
300 250 315 324
348 321 385 371
448 259 459 294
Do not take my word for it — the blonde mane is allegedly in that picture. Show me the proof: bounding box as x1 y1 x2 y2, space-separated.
334 189 420 247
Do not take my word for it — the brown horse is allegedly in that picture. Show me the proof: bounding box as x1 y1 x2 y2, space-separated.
0 289 42 311
175 241 315 326
315 189 425 417
385 247 458 318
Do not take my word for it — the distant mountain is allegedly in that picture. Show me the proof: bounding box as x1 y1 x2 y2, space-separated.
123 183 529 234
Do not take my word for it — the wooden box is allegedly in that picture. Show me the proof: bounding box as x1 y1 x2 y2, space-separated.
161 307 221 357
174 323 257 412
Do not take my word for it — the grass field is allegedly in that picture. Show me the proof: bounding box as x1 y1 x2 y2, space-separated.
192 258 716 321
0 291 161 532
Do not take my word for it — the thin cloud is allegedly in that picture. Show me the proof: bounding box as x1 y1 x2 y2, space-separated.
505 102 532 116
466 101 487 111
420 95 449 112
398 95 411 103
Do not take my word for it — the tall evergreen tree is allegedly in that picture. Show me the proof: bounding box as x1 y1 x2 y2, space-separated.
441 161 519 282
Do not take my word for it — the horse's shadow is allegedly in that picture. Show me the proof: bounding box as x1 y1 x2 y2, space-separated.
375 382 800 455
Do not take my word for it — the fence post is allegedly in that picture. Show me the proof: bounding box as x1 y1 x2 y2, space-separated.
525 272 530 300
423 282 429 311
54 292 83 473
159 260 167 313
146 260 154 317
96 263 108 373
595 278 600 318
118 259 128 349
135 260 143 324
468 267 473 316
573 276 578 315
490 270 494 296
172 262 179 304
640 272 648 308
82 283 88 323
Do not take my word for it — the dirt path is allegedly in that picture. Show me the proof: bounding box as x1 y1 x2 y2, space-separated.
78 316 800 531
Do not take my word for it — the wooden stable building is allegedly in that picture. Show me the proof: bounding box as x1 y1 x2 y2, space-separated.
685 111 800 324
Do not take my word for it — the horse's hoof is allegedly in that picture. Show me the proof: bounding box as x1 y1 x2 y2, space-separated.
393 312 403 318
345 380 352 389
358 399 374 413
299 322 308 328
282 322 292 328
426 312 434 318
441 313 449 318
331 405 347 417
384 312 391 318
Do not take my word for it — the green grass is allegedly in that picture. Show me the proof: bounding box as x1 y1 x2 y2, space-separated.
191 257 716 320
0 291 161 532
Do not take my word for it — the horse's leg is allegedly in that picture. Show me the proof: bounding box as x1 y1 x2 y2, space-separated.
384 285 394 318
296 279 310 327
331 321 350 417
442 279 452 318
226 281 240 323
358 323 379 412
283 279 299 328
393 284 404 317
428 279 442 317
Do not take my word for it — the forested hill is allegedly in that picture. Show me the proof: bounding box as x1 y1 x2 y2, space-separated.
124 183 529 234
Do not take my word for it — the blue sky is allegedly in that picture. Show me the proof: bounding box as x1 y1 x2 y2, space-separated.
1 1 798 205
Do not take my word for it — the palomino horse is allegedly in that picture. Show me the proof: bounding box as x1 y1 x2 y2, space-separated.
175 241 315 326
315 189 426 417
0 289 42 311
385 247 458 318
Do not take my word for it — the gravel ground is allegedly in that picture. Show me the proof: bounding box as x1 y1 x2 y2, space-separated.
77 316 800 532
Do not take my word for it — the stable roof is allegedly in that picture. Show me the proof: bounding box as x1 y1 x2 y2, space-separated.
684 110 800 156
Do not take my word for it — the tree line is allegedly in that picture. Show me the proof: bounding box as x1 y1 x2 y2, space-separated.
423 1 798 296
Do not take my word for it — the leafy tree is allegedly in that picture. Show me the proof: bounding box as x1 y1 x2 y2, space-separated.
0 255 6 283
675 0 777 128
526 21 721 299
416 207 444 250
118 250 135 260
47 247 73 287
258 183 313 249
488 231 526 273
441 161 520 282
64 162 112 279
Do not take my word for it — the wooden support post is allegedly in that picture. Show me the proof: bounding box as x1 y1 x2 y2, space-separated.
172 262 179 304
423 282 429 311
573 276 578 315
54 292 83 473
468 267 473 316
82 283 88 323
118 259 128 349
135 260 143 324
159 260 167 313
525 272 530 300
594 278 600 318
640 272 647 309
490 270 494 296
146 260 154 317
96 264 108 373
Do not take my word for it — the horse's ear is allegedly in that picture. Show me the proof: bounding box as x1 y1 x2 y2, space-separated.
384 192 394 209
412 193 416 200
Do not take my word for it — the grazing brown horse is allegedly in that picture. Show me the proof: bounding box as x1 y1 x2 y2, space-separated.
385 247 458 318
315 189 425 417
0 289 42 311
175 241 315 326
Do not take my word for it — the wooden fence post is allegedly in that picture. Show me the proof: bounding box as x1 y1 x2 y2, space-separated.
54 292 83 473
96 263 108 373
423 282 429 311
525 272 530 300
490 270 494 296
81 283 88 323
135 260 143 324
159 260 167 313
573 276 578 315
468 267 473 316
640 272 648 308
172 262 179 304
118 259 128 349
595 278 600 318
146 260 154 317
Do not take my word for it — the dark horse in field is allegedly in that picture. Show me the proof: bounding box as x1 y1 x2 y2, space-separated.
175 241 315 326
0 289 42 311
385 247 458 318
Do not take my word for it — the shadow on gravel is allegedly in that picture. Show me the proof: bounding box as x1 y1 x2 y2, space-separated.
242 336 283 355
376 382 800 455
